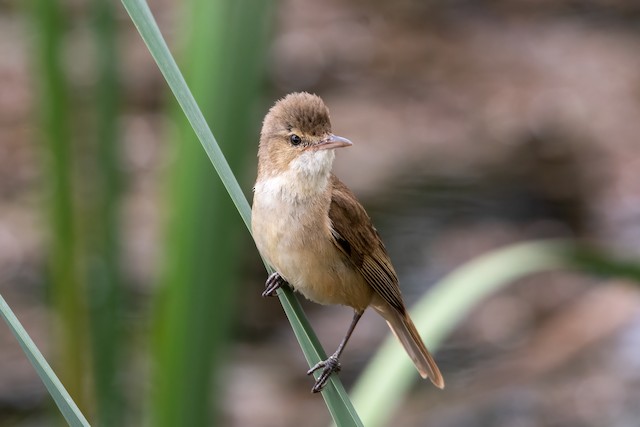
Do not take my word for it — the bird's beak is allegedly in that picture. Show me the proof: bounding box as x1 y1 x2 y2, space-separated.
312 134 353 151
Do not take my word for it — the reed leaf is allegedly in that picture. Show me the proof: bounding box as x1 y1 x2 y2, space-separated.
120 0 363 425
0 294 90 427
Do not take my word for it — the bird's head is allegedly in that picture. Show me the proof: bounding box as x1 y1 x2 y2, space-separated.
257 92 352 179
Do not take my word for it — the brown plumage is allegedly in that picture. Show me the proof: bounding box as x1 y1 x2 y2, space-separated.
252 92 444 392
329 176 443 387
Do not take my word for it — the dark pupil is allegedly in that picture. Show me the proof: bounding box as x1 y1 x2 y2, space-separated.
290 134 302 145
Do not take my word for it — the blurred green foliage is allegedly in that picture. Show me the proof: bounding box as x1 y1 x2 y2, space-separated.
150 0 272 425
30 0 125 423
85 0 124 425
25 0 272 424
30 0 90 415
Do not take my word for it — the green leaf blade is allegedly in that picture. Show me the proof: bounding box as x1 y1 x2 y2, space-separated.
0 295 90 427
121 0 251 230
120 0 363 425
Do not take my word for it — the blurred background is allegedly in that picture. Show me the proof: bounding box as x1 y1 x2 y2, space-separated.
1 0 640 426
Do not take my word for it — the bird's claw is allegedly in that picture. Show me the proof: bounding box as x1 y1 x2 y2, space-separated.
262 272 286 297
307 355 341 393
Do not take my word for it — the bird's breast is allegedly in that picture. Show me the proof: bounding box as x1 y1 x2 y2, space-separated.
252 176 372 310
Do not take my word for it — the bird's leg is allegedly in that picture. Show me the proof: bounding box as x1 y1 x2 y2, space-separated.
262 272 287 297
307 310 363 393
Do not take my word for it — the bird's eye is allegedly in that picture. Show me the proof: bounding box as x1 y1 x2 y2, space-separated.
290 134 302 146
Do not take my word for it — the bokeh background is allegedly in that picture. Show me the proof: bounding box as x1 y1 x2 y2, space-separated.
1 0 640 426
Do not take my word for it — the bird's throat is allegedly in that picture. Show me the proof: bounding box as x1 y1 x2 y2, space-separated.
255 149 335 203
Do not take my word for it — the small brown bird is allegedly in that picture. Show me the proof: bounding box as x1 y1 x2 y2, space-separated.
251 92 444 393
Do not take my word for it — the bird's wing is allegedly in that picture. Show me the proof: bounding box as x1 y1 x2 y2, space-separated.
328 175 406 314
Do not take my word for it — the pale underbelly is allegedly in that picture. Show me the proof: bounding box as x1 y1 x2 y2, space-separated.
252 206 372 311
275 244 371 310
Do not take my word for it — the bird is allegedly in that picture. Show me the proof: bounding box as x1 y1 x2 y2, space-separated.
251 92 444 393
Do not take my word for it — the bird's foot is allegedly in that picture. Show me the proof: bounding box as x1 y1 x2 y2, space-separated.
307 354 341 393
262 272 286 297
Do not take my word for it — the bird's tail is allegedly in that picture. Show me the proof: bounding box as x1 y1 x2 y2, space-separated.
373 302 445 389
